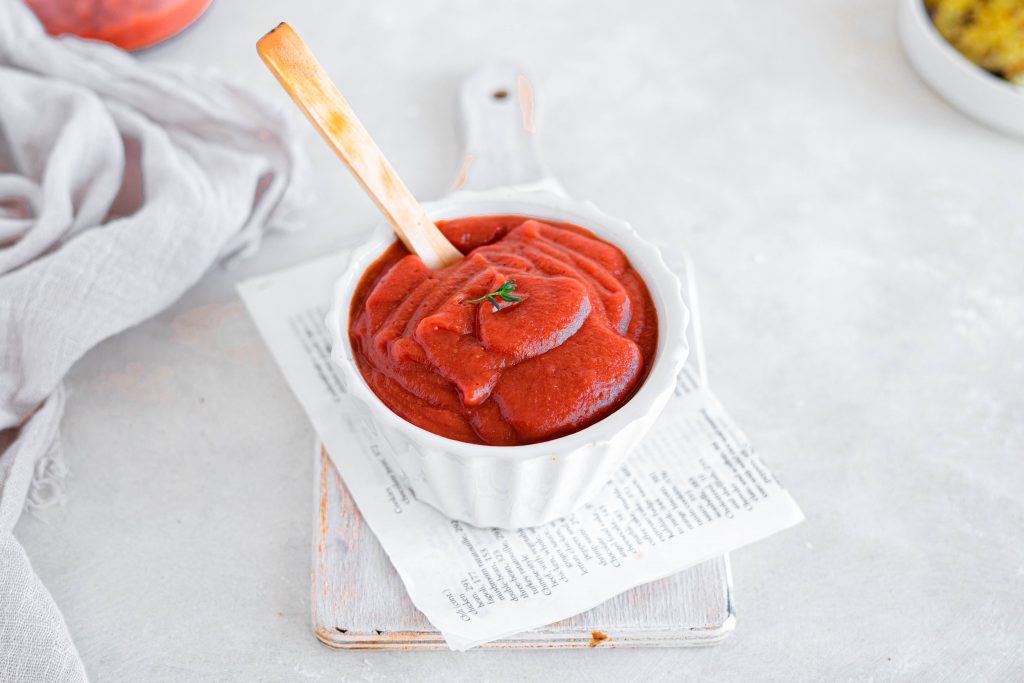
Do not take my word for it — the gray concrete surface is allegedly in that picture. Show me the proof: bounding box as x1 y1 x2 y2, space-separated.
16 0 1024 680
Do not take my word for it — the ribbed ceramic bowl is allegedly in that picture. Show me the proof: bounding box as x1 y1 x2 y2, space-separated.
326 186 689 528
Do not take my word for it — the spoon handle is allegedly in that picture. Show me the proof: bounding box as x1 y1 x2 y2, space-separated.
257 23 463 270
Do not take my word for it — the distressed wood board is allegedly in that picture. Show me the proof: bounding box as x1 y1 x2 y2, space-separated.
312 63 733 651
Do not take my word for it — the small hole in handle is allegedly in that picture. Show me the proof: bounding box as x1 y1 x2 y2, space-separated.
492 89 509 100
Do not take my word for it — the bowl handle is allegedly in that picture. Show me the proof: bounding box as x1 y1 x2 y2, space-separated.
449 62 567 197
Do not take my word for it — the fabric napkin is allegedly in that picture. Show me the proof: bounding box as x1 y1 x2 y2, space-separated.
0 2 307 679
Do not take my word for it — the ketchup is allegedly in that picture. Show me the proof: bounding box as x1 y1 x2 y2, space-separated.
349 216 658 446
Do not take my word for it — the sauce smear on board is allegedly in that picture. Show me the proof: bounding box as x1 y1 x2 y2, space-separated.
348 215 658 445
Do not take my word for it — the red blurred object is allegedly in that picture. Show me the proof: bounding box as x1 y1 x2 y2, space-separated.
25 0 212 51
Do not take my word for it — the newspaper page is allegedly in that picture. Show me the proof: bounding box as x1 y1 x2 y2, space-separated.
238 251 804 650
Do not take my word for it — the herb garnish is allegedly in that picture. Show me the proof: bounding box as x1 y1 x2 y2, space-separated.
467 280 522 312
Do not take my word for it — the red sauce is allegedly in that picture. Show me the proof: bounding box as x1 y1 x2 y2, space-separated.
348 215 658 446
27 0 211 51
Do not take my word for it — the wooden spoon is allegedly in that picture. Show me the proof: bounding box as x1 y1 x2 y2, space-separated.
257 23 463 270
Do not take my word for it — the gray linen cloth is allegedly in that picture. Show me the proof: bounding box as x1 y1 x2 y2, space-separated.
0 2 306 679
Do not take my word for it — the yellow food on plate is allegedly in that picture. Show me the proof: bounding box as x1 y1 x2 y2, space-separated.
926 0 1024 84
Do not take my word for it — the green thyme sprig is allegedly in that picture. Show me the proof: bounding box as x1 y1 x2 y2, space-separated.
467 280 522 312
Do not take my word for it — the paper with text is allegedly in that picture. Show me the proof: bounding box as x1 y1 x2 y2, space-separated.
238 251 804 650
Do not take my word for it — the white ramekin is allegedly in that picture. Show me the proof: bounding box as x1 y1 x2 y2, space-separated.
326 185 689 529
899 0 1024 138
